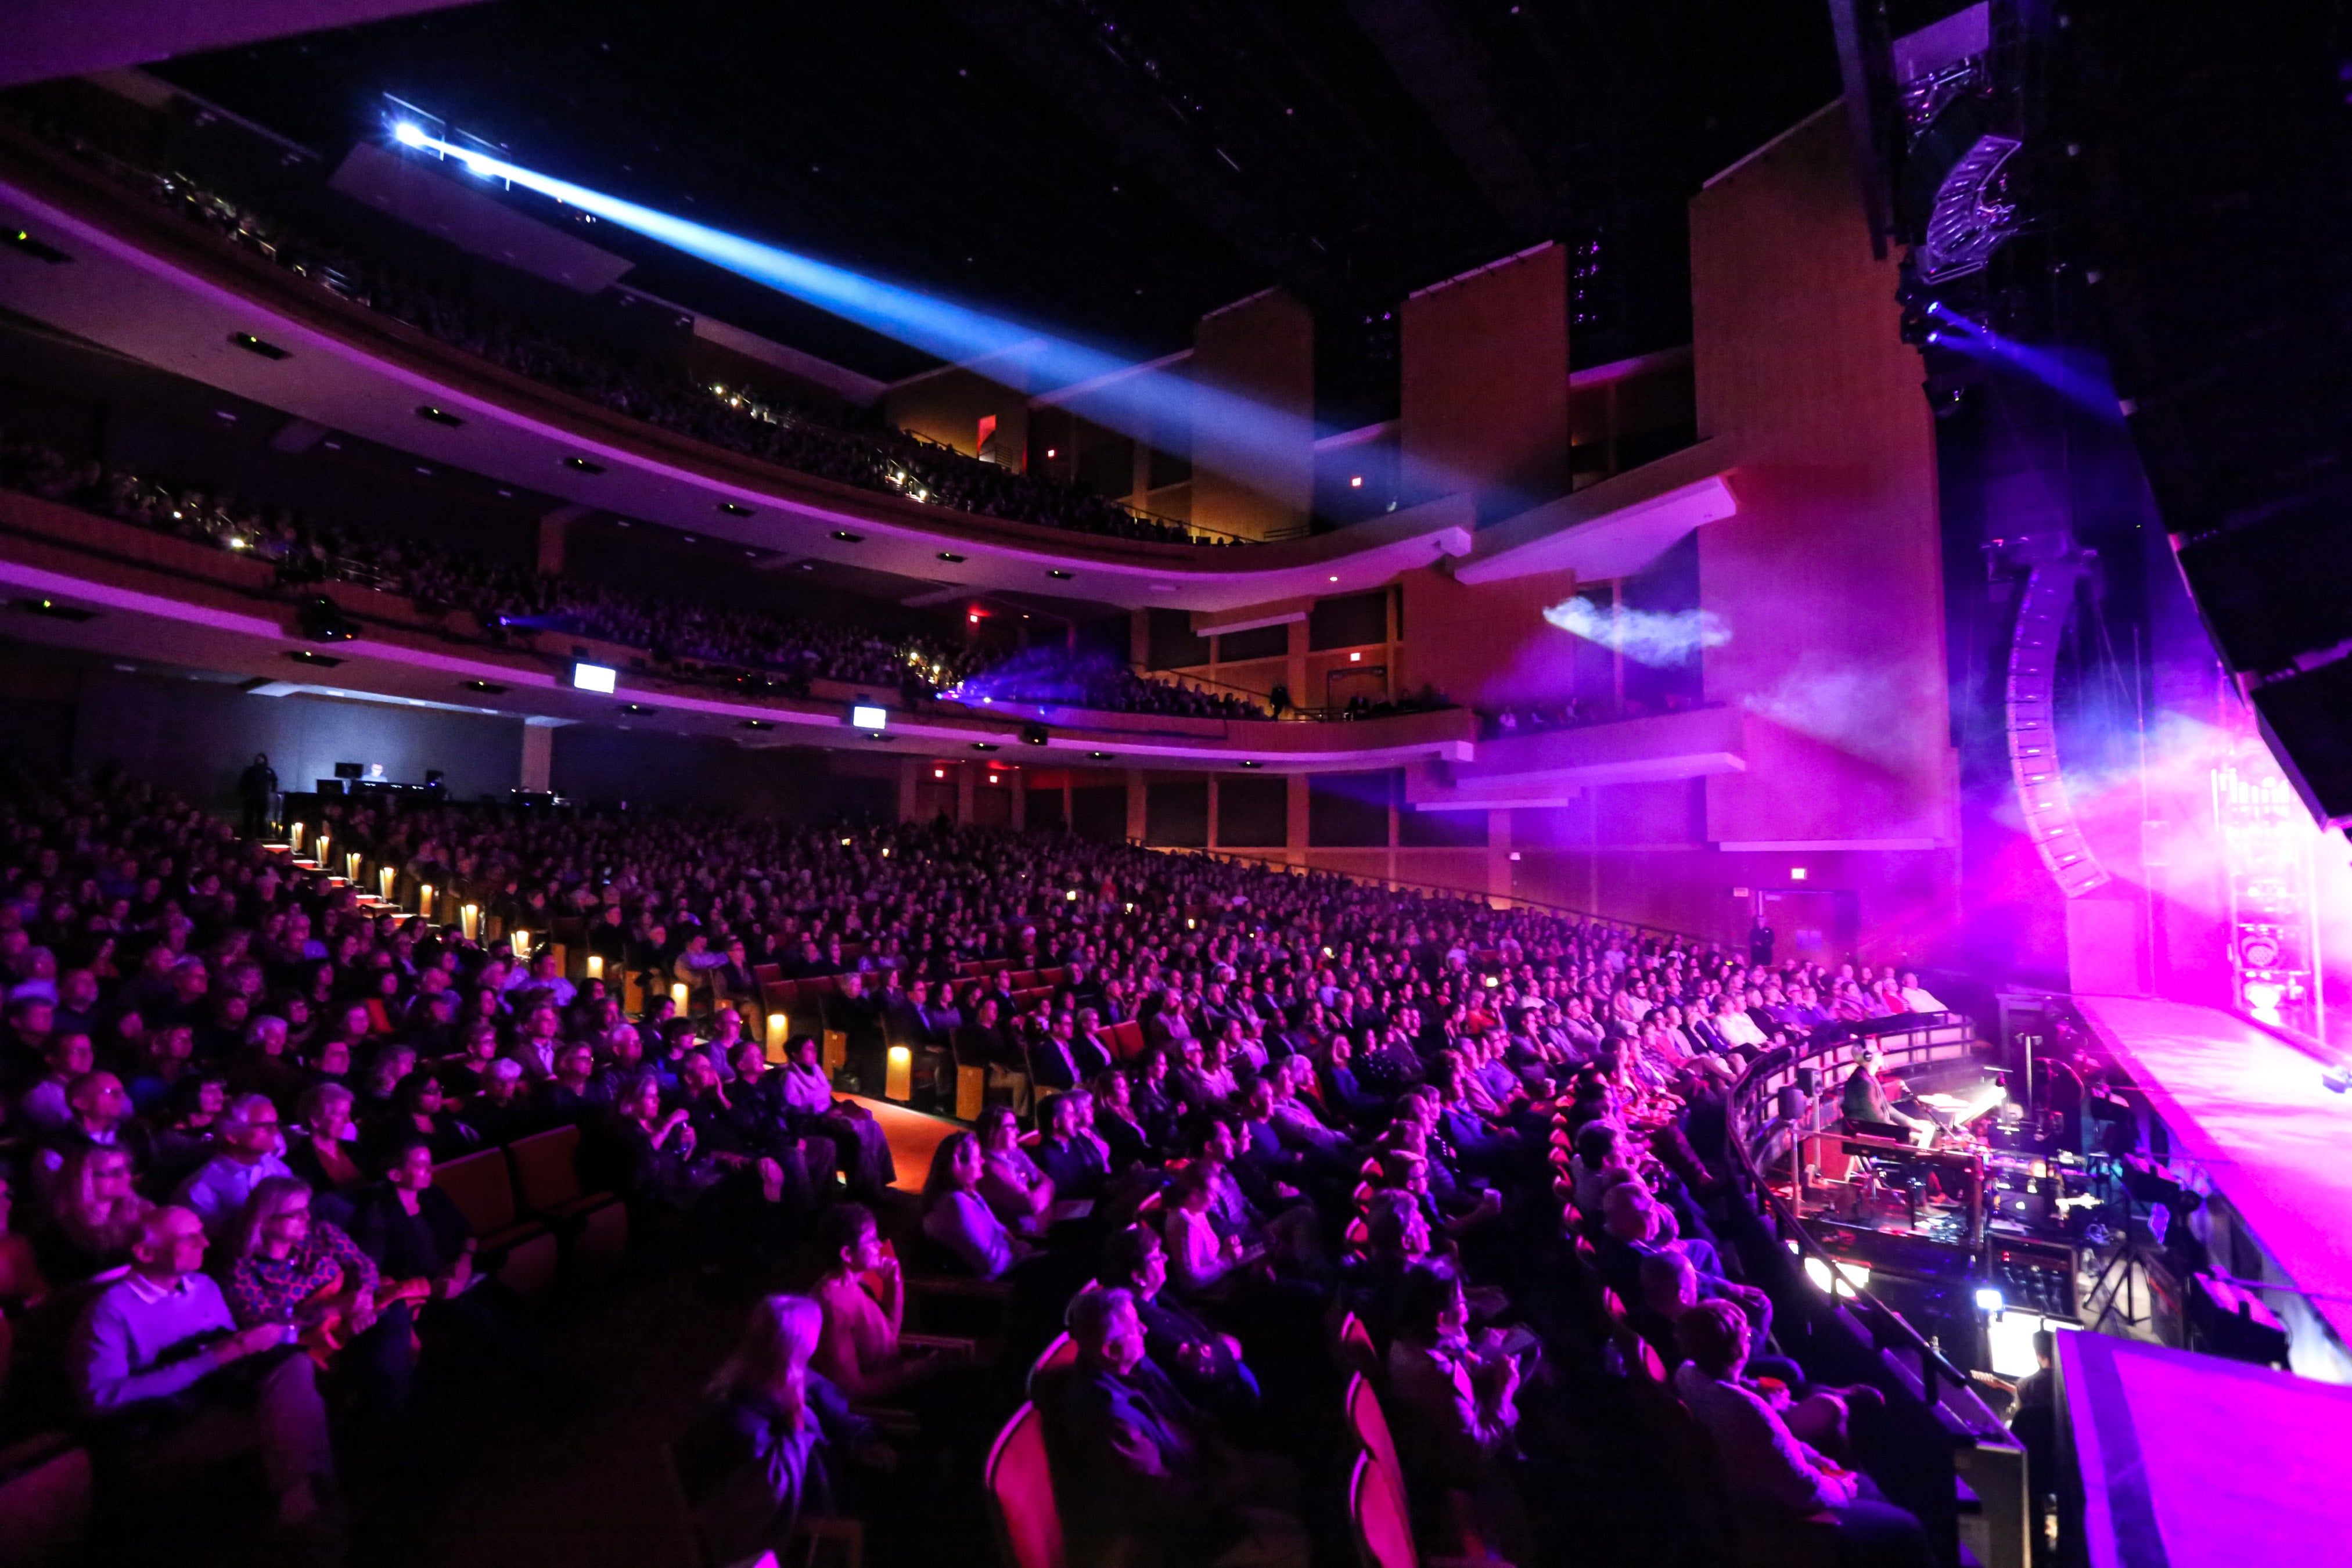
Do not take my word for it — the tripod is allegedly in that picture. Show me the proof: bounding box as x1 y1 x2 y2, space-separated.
2080 1202 2167 1336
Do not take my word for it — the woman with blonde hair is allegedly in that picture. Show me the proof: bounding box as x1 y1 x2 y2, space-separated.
33 1142 154 1285
682 1294 893 1562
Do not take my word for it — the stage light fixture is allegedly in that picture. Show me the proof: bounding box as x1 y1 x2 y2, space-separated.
393 122 429 148
571 661 617 693
1973 1286 2006 1314
850 705 887 731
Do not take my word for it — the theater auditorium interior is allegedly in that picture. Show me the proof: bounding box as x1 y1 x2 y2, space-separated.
0 2 2343 1566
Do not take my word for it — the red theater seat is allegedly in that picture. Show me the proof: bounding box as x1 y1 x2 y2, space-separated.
984 1401 1064 1568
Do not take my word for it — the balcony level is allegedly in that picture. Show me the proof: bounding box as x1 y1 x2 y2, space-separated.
0 125 1470 612
1402 703 1747 811
0 486 1475 772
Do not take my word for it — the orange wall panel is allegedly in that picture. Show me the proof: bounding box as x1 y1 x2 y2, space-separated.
1401 243 1569 507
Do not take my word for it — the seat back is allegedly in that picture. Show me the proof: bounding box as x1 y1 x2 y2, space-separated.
1345 1373 1403 1502
1109 1019 1148 1062
1348 1449 1418 1568
983 1401 1064 1568
433 1148 519 1235
1028 1332 1078 1393
508 1124 587 1210
1337 1314 1380 1379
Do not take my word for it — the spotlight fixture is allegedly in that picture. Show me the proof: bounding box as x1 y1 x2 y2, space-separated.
832 530 864 543
463 679 507 694
1088 751 1113 760
621 703 652 715
741 719 774 731
1022 723 1049 746
938 552 966 564
285 649 343 667
717 502 754 516
229 332 289 360
416 405 464 427
1048 569 1073 580
971 742 999 752
563 456 606 474
1238 760 1263 768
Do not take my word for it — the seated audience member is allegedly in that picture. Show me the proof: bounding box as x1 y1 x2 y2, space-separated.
1089 1067 1154 1171
918 1131 1030 1280
1674 1300 1932 1567
68 1206 339 1533
226 1176 414 1419
1384 1264 1527 1555
174 1093 296 1240
1037 1286 1308 1568
809 1203 958 1401
606 1071 727 1218
1162 1159 1260 1299
975 1103 1055 1231
1033 1090 1110 1203
1099 1224 1259 1420
286 1083 367 1194
679 1294 893 1562
34 1142 154 1285
776 1035 894 1200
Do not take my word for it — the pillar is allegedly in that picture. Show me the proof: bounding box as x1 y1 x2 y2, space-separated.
1125 770 1148 844
1010 769 1027 832
538 504 588 574
519 721 555 792
1131 609 1151 670
897 756 920 822
1285 773 1310 868
1487 809 1514 909
1206 775 1220 852
955 761 976 825
1286 620 1310 717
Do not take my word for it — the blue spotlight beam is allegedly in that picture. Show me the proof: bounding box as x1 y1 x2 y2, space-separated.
393 127 1324 498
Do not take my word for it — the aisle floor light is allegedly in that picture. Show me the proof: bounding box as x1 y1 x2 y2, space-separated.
585 953 603 981
418 884 435 920
886 1045 914 1101
379 866 396 901
459 902 479 941
671 981 690 1014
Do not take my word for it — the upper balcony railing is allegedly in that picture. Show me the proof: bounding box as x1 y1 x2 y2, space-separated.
0 105 1256 553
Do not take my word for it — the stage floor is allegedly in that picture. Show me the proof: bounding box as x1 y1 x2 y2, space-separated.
2075 996 2352 1355
2060 1328 2352 1568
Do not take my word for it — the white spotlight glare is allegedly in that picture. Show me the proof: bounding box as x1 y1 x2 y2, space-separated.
571 661 617 694
1975 1286 2006 1314
393 123 429 148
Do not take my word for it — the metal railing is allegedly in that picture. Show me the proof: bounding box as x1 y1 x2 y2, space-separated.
1724 1019 1993 1411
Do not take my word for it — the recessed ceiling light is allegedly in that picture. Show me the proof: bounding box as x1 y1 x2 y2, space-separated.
971 742 998 752
1089 751 1113 760
1329 575 1339 582
564 456 606 474
741 720 773 731
463 679 507 693
416 405 463 427
1048 569 1073 580
718 502 754 516
230 332 289 360
832 530 864 543
621 703 650 714
1239 760 1263 768
285 650 343 667
938 552 965 564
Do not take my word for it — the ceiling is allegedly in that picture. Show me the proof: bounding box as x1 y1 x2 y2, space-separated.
143 0 1845 425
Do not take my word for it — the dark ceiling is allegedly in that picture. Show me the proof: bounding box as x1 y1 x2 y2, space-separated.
151 0 1842 425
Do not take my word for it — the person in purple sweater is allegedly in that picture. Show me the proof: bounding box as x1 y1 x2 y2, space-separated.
69 1205 340 1536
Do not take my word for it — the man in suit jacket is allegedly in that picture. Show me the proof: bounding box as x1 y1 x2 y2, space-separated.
1037 1288 1306 1568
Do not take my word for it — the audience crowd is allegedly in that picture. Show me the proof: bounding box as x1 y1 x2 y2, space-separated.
0 430 1307 724
10 111 1234 549
0 764 1951 1566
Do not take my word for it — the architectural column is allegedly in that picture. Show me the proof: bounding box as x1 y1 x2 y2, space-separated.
1487 809 1515 908
1010 768 1027 832
519 719 558 793
955 761 976 825
1125 770 1148 844
1285 773 1310 868
1205 775 1220 852
897 756 920 822
1286 620 1310 717
538 504 588 574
